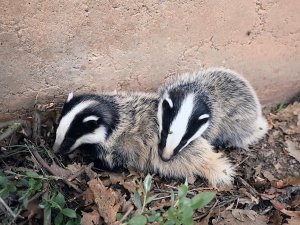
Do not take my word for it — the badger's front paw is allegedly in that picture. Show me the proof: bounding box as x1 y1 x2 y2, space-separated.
201 152 235 189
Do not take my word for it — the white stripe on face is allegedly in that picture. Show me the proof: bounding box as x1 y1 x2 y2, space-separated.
70 125 107 151
157 93 173 135
163 93 195 157
53 100 97 152
83 115 99 123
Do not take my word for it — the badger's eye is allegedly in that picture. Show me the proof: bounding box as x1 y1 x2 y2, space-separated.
168 130 173 134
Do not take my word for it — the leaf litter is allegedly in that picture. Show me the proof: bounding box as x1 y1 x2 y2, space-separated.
0 100 299 224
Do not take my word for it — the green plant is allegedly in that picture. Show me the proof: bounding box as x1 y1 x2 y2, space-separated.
39 191 80 225
120 174 216 225
167 184 215 225
0 173 17 199
275 102 285 111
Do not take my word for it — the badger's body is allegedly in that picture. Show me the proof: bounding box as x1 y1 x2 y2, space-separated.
158 68 268 161
53 92 234 188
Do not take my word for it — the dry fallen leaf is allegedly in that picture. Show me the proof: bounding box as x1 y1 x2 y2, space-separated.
262 170 277 182
81 208 101 225
82 187 94 205
283 217 300 225
212 209 269 225
286 141 300 163
273 177 300 188
88 178 120 225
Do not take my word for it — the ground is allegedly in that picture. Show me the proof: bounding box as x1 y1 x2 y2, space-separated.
0 100 299 225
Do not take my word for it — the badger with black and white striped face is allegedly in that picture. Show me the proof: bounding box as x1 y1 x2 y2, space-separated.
53 92 235 188
158 68 268 161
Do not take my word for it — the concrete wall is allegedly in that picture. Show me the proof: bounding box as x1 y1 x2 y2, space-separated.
1 0 299 119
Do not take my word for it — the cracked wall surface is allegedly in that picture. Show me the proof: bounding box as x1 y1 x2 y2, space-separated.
0 0 299 119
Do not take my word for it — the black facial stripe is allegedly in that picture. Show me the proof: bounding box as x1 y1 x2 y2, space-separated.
182 116 209 142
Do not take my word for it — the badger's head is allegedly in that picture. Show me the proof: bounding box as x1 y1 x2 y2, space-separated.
53 93 119 155
157 89 210 161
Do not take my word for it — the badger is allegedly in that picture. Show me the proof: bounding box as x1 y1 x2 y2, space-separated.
157 68 268 161
53 92 235 188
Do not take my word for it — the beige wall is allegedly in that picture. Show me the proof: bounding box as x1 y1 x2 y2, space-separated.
1 0 299 119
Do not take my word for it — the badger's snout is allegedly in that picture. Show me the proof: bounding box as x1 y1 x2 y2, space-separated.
52 137 75 155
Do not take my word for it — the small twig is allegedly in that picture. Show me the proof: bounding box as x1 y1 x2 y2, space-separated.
0 120 23 141
119 205 134 223
68 163 94 181
234 156 250 168
164 184 196 195
237 177 259 196
0 196 23 220
28 187 47 204
193 199 219 221
28 143 82 192
43 183 51 225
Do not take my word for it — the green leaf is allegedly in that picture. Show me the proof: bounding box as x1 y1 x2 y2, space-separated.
116 212 122 221
66 221 75 225
128 215 147 225
146 194 159 204
0 176 8 187
143 174 152 193
25 171 39 178
62 208 77 218
133 191 142 209
182 205 193 225
44 205 52 222
165 220 175 225
178 184 188 198
54 213 63 225
170 189 175 206
54 192 66 208
167 207 180 224
190 192 215 209
28 178 36 188
23 196 29 208
148 212 161 222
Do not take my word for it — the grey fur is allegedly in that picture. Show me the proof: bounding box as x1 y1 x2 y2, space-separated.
54 92 235 188
158 68 268 154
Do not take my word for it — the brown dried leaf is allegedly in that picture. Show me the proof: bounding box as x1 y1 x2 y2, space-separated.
271 102 300 121
239 188 259 204
269 210 282 225
283 217 300 225
286 141 300 163
81 209 101 225
66 162 83 174
262 170 277 182
212 209 268 225
88 179 120 225
271 199 290 210
83 188 94 205
273 177 300 188
109 173 125 185
123 181 137 193
281 209 300 217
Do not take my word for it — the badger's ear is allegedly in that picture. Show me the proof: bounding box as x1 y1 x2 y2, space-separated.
162 97 173 111
66 92 74 103
83 115 99 128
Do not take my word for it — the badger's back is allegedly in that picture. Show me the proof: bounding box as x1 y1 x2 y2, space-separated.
103 92 160 171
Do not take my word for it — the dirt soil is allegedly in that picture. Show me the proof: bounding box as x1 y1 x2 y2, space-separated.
0 100 300 225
